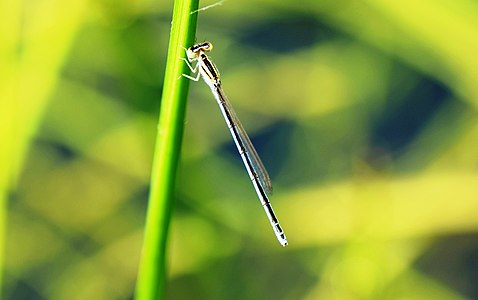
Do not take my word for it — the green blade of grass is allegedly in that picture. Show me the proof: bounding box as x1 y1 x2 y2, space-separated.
134 0 199 299
0 0 87 294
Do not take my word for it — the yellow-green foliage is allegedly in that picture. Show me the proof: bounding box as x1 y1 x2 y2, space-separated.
3 0 478 299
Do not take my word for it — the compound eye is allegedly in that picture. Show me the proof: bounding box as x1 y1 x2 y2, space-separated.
205 42 213 51
200 42 213 52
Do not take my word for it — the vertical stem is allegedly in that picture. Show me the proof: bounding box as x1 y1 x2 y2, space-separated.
134 0 199 299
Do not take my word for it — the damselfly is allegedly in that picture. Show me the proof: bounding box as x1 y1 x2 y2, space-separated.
181 42 288 247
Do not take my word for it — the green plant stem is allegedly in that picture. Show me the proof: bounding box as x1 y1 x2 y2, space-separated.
134 0 199 299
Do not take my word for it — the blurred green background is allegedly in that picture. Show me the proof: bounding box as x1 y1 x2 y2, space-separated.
3 0 478 299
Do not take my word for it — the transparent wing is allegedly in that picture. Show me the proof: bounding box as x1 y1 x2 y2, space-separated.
214 84 273 195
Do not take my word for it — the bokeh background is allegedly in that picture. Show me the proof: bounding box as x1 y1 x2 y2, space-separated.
3 0 478 299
